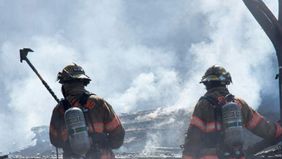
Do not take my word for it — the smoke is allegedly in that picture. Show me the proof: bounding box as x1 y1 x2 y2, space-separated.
112 68 181 112
0 0 279 154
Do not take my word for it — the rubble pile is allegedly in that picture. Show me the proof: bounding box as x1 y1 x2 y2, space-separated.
10 108 189 158
8 108 280 158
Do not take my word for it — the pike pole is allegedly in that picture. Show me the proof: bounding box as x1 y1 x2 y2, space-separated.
19 48 60 159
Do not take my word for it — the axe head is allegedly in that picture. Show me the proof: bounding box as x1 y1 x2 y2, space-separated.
20 48 34 63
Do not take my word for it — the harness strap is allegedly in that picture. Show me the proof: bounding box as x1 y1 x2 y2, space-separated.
200 95 224 155
200 96 223 131
78 91 94 105
201 94 244 159
60 99 72 111
200 96 218 106
78 92 110 149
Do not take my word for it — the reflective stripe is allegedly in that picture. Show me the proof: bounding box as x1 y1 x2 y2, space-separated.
85 100 95 109
88 123 94 133
100 154 114 159
275 123 282 138
61 128 68 141
105 116 121 132
70 99 80 107
93 122 104 133
49 125 58 137
70 98 95 109
100 149 115 159
206 122 221 132
235 99 243 109
190 116 221 133
217 96 225 105
246 111 263 129
190 115 206 132
182 155 193 159
200 155 218 159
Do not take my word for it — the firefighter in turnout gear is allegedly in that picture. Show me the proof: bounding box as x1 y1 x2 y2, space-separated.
49 63 125 159
182 65 282 159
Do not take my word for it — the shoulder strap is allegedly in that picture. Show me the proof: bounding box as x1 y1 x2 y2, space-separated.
78 92 93 105
200 95 218 106
59 92 95 111
78 92 97 134
60 99 72 111
201 95 223 132
201 93 235 106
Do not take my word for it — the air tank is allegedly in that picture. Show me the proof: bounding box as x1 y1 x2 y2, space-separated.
222 102 244 147
64 107 91 156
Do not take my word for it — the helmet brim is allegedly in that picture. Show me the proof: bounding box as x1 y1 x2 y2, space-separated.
200 75 220 83
72 74 91 80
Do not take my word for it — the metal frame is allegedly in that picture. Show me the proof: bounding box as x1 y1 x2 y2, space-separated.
243 0 282 120
242 0 282 156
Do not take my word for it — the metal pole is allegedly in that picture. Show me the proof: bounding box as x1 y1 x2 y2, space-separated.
243 0 282 121
279 66 282 120
278 0 282 121
242 0 282 155
20 48 60 159
279 0 282 25
23 57 60 103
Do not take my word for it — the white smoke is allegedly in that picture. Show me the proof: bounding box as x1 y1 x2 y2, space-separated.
112 68 181 112
0 0 279 154
175 0 277 109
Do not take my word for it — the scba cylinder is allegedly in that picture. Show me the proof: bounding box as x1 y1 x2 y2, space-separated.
222 102 244 147
64 107 91 155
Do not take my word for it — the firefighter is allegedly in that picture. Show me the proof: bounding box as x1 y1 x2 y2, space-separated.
182 65 282 159
49 63 125 159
